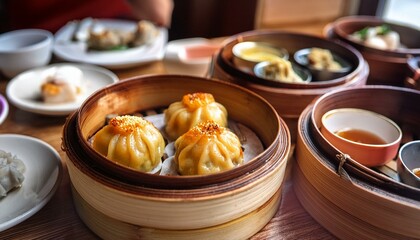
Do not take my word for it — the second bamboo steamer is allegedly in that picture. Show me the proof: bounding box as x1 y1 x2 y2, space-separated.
211 30 368 141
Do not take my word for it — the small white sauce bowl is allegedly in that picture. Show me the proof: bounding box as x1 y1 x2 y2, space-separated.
397 140 420 188
321 108 402 167
0 29 53 78
232 41 288 72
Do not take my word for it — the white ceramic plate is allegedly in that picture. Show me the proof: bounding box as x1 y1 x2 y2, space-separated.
6 63 118 116
0 134 63 232
53 19 167 69
0 94 8 125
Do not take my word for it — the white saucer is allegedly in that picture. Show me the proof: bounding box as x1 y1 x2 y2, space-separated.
53 19 167 69
0 134 63 231
0 94 8 125
6 63 118 116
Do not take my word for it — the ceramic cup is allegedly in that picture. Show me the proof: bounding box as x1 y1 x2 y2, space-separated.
321 108 402 167
232 41 288 73
0 29 53 78
397 140 420 188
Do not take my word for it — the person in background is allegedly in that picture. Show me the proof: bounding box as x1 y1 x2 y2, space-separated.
0 0 173 33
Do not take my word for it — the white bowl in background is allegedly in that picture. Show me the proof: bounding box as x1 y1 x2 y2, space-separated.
0 29 53 78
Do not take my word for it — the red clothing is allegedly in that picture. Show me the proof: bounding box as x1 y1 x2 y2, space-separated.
6 0 135 33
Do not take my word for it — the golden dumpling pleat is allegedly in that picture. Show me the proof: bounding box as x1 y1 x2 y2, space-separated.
174 120 243 175
92 115 165 172
164 93 228 141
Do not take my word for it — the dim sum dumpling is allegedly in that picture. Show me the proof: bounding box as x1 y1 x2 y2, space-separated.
174 120 243 175
92 115 165 173
262 58 305 83
40 66 84 104
164 93 228 141
0 150 25 198
350 24 401 50
307 48 342 71
131 20 159 47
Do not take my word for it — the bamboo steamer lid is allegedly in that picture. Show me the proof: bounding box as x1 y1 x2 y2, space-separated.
62 75 291 238
294 86 420 239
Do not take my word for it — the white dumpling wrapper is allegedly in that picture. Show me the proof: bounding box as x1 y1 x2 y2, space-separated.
0 150 25 197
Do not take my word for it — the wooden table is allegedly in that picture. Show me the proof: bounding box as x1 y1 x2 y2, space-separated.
0 58 335 239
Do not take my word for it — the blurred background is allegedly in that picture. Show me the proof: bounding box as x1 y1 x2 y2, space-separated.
1 0 419 40
168 0 420 40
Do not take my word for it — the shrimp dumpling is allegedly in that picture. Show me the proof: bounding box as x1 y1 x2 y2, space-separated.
164 93 228 141
174 121 243 176
92 115 165 173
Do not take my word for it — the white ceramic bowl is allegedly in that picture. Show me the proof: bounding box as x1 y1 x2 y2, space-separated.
0 29 53 78
397 140 420 188
321 108 402 167
232 41 288 72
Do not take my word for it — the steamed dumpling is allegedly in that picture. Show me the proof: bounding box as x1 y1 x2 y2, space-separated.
174 120 243 175
164 93 228 141
262 58 305 83
0 150 25 198
131 20 159 47
40 66 84 104
92 115 165 172
350 25 401 51
307 48 342 71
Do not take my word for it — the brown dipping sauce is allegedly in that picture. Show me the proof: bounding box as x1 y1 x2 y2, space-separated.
335 128 387 145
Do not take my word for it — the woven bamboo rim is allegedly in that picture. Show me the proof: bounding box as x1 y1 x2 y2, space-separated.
294 99 420 239
72 186 282 240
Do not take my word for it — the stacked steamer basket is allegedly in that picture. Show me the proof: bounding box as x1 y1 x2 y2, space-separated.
325 15 420 86
62 75 291 240
294 86 420 239
210 30 368 141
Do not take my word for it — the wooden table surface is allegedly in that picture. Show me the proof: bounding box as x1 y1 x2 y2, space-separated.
0 57 335 239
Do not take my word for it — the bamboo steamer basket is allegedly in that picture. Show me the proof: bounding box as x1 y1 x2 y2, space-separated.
210 30 368 141
325 15 420 86
71 186 281 240
62 75 291 239
294 86 420 239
